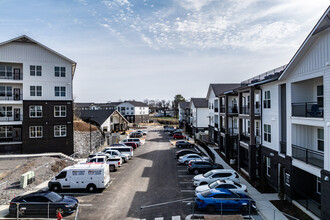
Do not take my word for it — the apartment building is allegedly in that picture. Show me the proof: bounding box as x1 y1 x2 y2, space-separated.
0 35 76 155
187 98 208 136
178 101 189 128
117 101 149 123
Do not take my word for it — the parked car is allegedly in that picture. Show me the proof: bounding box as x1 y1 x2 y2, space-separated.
165 126 175 132
9 191 78 217
195 180 247 194
48 163 110 192
104 150 129 163
109 143 126 147
175 149 202 159
170 129 183 135
178 154 209 165
187 160 223 175
124 142 138 149
129 132 143 138
122 138 143 147
175 140 194 148
87 154 122 171
108 146 134 159
136 130 147 135
193 169 239 186
195 189 256 213
173 133 186 139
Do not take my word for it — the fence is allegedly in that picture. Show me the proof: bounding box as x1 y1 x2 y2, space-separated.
8 202 79 219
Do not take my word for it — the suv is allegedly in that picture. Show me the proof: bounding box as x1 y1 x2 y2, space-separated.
104 149 129 163
193 169 239 186
175 149 201 159
175 140 194 148
129 132 143 138
187 161 223 174
124 142 138 149
173 133 186 139
178 154 209 164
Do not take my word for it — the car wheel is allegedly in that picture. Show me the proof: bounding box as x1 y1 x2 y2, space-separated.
200 182 207 185
110 165 116 172
206 205 215 214
51 184 61 192
184 161 189 165
193 169 199 175
86 184 97 193
242 205 249 214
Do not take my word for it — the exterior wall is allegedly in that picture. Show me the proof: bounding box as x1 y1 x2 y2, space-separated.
197 108 209 128
134 106 149 115
117 102 134 115
22 100 73 155
207 89 216 127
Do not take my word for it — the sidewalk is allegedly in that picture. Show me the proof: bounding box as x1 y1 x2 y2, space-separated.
204 146 288 220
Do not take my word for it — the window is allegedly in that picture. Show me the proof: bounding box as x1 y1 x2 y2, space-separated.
0 126 12 138
317 85 323 106
131 107 133 110
29 106 42 118
0 65 12 78
285 173 290 186
54 125 67 137
30 65 42 76
56 171 67 179
264 124 271 143
0 106 12 117
317 128 324 151
317 177 321 194
54 106 66 117
0 86 12 97
247 120 250 133
264 91 271 108
29 126 43 138
55 67 66 77
54 86 66 97
266 157 271 176
30 86 42 96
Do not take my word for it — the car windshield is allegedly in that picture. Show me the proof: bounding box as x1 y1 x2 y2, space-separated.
201 190 212 197
46 192 62 202
209 181 219 189
203 171 213 177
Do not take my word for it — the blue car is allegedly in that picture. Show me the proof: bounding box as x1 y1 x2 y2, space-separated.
195 188 256 214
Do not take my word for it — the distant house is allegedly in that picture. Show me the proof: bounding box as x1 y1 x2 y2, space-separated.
79 110 128 133
0 35 76 155
187 98 208 135
117 101 149 123
178 101 189 127
75 102 120 111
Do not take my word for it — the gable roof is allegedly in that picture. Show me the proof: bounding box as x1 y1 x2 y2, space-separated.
178 101 189 109
190 98 208 108
207 83 241 98
124 101 148 107
79 109 128 126
279 6 330 80
0 35 77 76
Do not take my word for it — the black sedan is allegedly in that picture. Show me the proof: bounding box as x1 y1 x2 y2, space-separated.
187 160 223 175
9 191 78 217
175 149 201 158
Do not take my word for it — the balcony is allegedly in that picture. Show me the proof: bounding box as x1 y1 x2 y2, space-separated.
220 106 225 113
220 126 226 133
214 107 219 113
228 106 238 114
292 102 323 118
240 106 250 115
0 94 23 101
214 123 219 128
228 127 238 136
240 132 250 144
292 144 323 168
280 141 286 154
0 115 23 122
0 72 23 80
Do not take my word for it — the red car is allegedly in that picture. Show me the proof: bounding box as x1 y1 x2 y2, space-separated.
124 142 138 149
173 134 186 139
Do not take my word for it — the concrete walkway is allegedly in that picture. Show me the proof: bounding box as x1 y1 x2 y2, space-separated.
205 146 288 220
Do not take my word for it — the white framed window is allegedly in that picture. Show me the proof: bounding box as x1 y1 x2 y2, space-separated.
317 177 321 194
30 86 42 96
29 126 43 138
317 128 324 151
54 86 66 97
264 124 271 143
0 106 12 117
30 65 42 76
264 91 271 108
0 126 12 138
266 156 271 176
54 125 67 137
0 86 12 97
55 67 66 77
0 66 12 78
29 106 42 118
54 106 66 117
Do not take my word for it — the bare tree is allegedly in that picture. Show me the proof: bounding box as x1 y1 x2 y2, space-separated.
157 100 171 116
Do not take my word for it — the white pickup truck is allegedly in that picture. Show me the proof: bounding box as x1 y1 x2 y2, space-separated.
85 155 122 172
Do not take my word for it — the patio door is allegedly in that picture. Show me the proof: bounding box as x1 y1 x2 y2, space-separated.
13 88 20 100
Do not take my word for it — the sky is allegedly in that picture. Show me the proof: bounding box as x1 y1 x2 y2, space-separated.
0 0 329 102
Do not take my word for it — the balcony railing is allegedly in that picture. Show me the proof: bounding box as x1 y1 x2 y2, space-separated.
292 144 323 168
0 73 23 80
220 106 225 113
240 106 250 115
280 141 286 154
292 102 323 118
0 94 23 101
228 106 238 114
214 107 219 113
0 115 23 122
228 127 239 136
240 132 250 144
214 123 219 128
220 126 226 133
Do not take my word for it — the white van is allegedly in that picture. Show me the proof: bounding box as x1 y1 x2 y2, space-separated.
48 163 110 192
108 146 133 159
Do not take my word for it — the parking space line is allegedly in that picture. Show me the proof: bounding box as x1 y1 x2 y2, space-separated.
177 170 187 172
155 217 164 220
180 189 195 192
79 204 93 207
178 175 192 178
179 181 192 184
172 216 181 220
181 201 193 203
